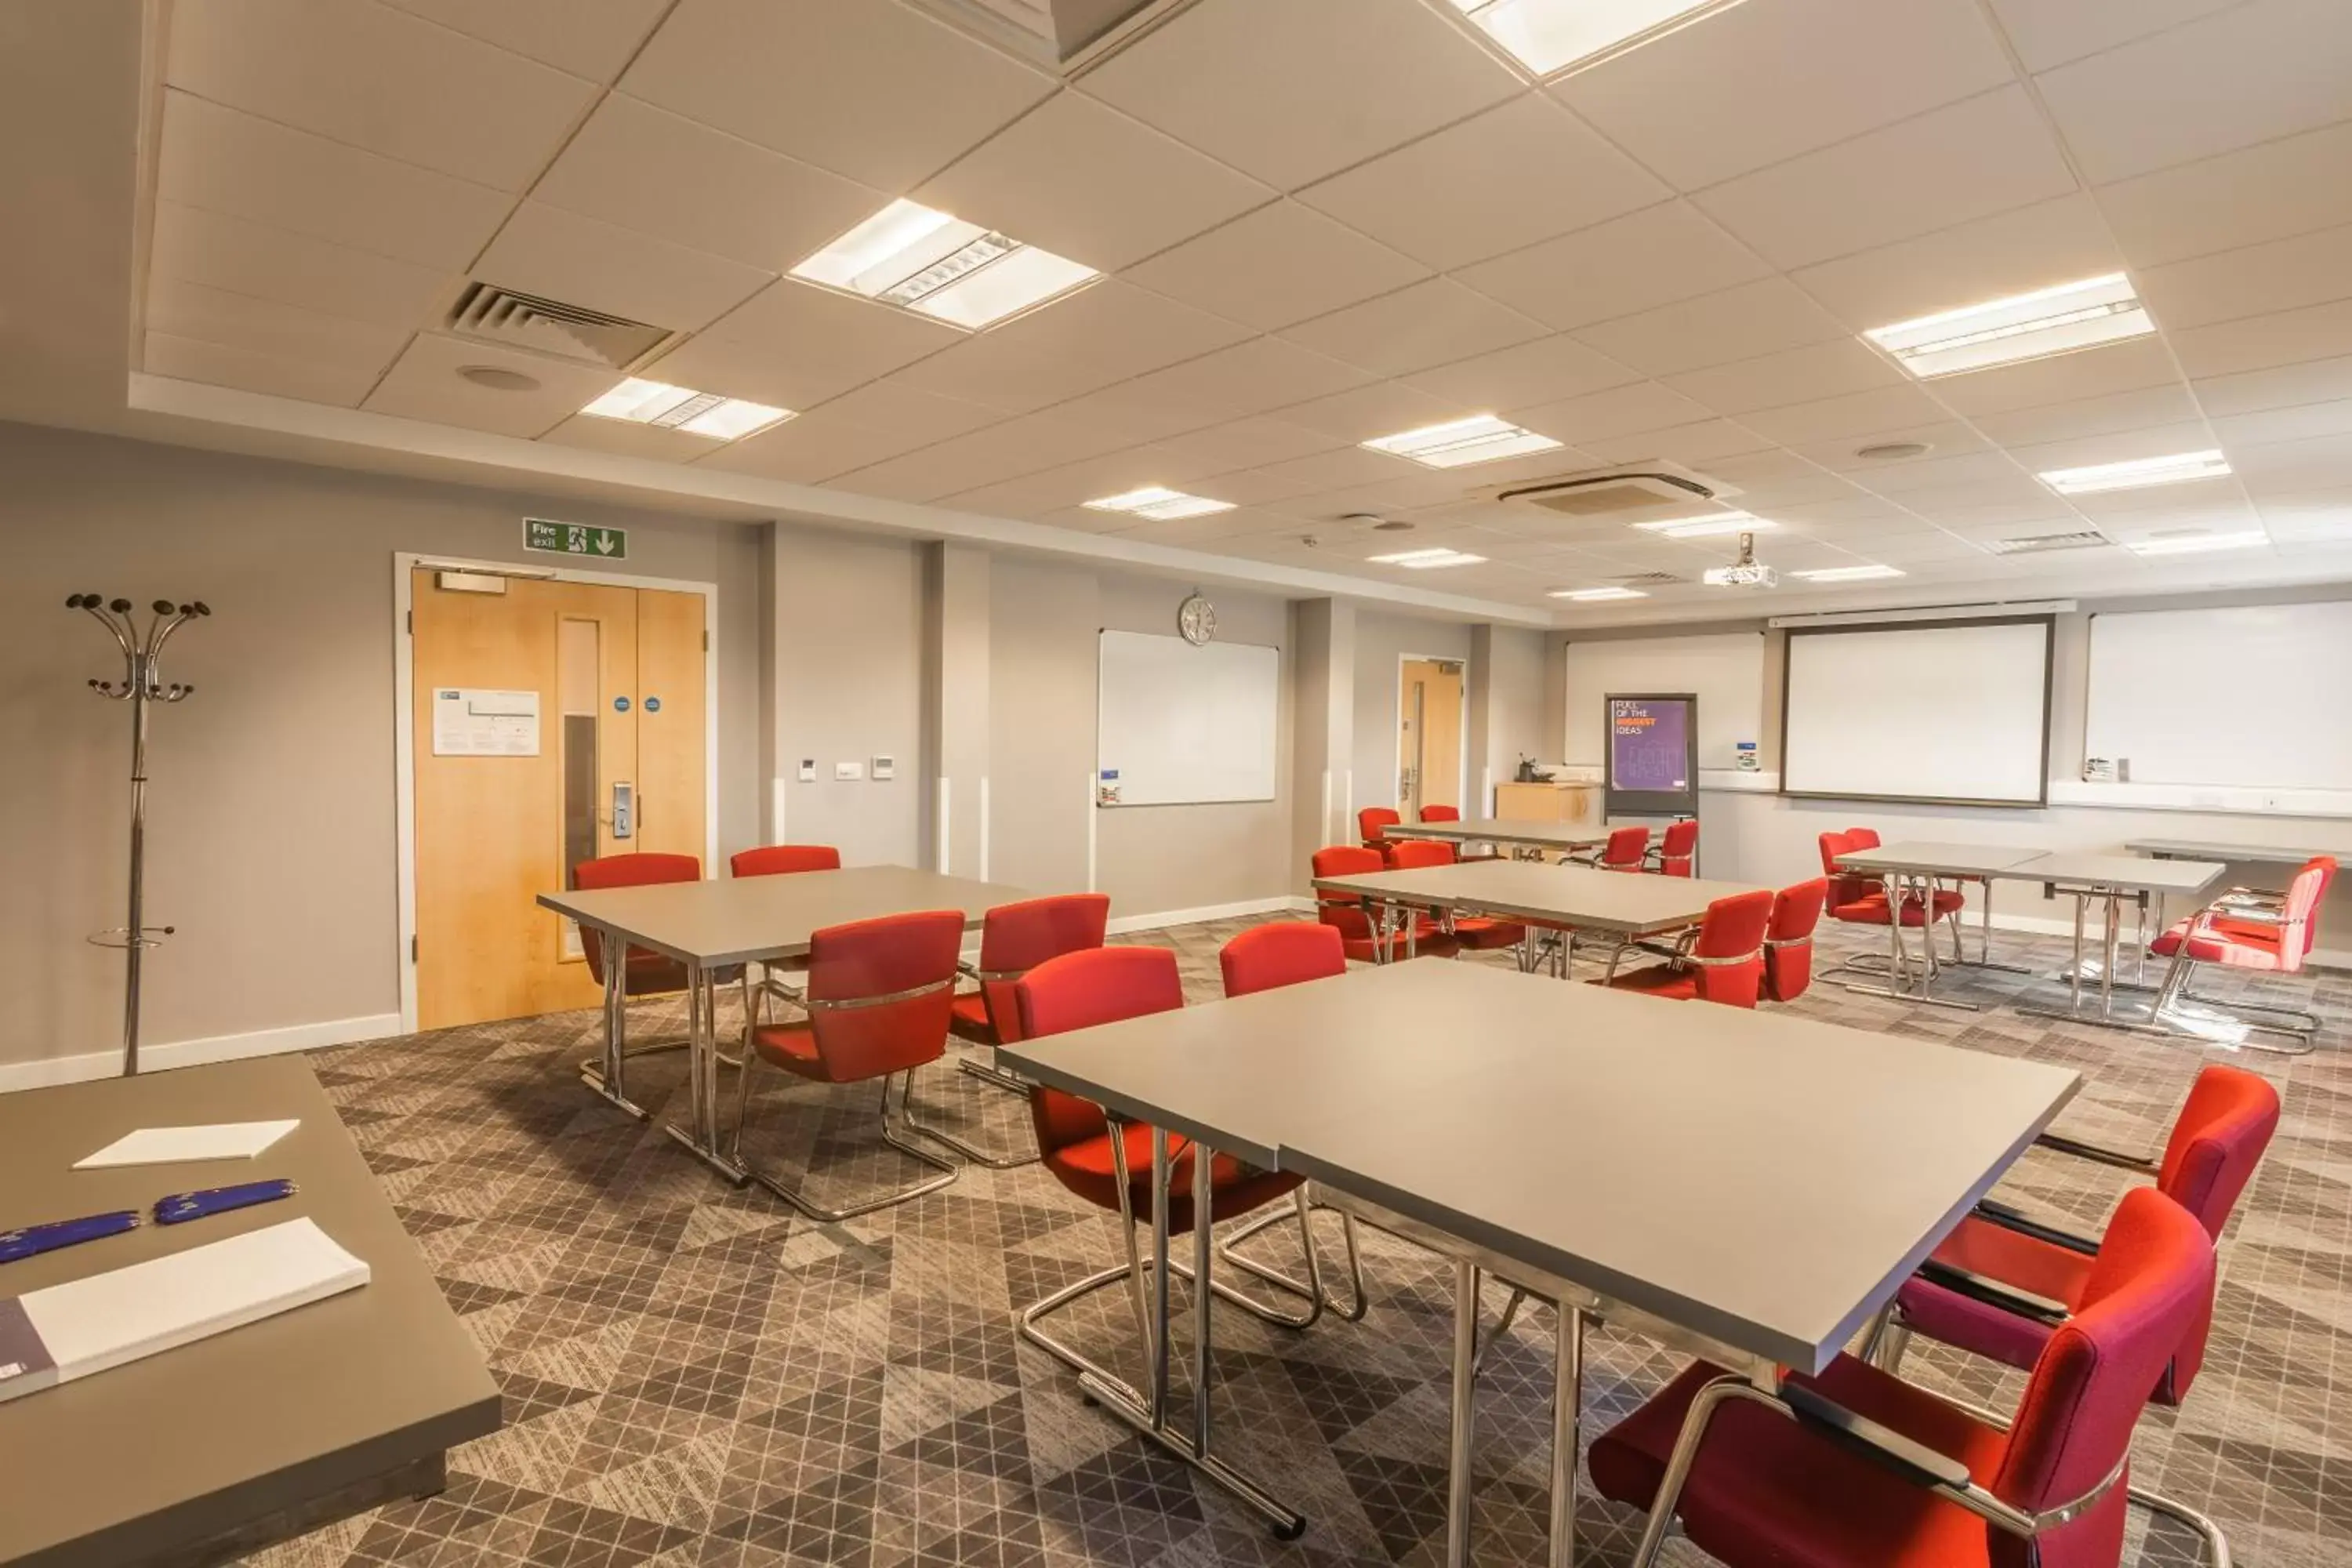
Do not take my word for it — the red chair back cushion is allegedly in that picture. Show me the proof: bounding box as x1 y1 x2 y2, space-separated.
974 894 1112 1043
1656 818 1699 875
1817 829 1876 909
1690 889 1775 1007
1388 839 1457 870
1847 826 1882 851
1762 877 1828 1003
1016 947 1185 1156
2133 1064 2277 1401
804 909 964 1082
1312 844 1385 942
1419 804 1461 823
572 853 700 986
730 844 841 877
1991 1189 2214 1566
1221 923 1346 998
1358 806 1401 847
1602 825 1650 869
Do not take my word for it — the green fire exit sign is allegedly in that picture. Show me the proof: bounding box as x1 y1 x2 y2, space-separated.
524 518 627 560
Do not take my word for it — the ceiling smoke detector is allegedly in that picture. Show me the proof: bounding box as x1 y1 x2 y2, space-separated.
1855 440 1931 461
459 365 540 392
1340 512 1417 532
1701 531 1778 590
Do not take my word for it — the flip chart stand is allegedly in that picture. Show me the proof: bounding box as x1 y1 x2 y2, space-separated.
71 593 212 1076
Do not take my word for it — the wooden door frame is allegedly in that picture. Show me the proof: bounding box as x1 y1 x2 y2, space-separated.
391 552 720 1036
1392 652 1471 817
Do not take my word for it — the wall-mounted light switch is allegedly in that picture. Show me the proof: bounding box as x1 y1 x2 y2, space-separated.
835 760 865 782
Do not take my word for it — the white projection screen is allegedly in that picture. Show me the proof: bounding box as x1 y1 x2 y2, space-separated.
1781 619 2053 807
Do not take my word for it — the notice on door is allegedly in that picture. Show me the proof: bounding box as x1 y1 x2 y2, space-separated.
432 688 540 757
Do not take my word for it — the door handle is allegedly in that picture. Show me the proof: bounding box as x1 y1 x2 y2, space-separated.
610 780 633 840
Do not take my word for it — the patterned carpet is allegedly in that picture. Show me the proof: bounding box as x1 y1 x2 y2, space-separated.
248 914 2350 1568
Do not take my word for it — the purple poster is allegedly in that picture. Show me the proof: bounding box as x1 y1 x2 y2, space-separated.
1610 699 1691 793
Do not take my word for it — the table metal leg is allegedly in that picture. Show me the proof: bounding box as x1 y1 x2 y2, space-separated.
578 938 651 1119
663 962 749 1184
2070 893 2087 1006
1835 871 1980 1011
1548 1305 1584 1568
1447 1259 1479 1568
2100 892 2122 1020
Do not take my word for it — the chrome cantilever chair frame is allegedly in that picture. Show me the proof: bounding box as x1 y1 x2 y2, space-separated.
905 961 1047 1169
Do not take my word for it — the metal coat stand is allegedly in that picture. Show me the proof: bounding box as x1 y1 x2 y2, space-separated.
71 593 210 1076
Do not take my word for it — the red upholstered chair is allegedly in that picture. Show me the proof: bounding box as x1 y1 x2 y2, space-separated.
1571 824 1652 871
1760 878 1828 1004
1417 801 1500 861
1388 838 1524 953
1876 1065 2279 1563
573 852 739 1108
1358 805 1402 855
1592 888 1775 1007
909 893 1111 1168
1014 946 1351 1396
1591 1185 2216 1568
1647 818 1700 877
727 909 966 1220
2146 856 2333 1050
729 844 841 877
1218 921 1346 997
1819 827 1969 975
1311 844 1460 961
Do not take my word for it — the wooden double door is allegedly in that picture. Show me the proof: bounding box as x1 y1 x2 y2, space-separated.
1398 658 1465 819
410 569 706 1030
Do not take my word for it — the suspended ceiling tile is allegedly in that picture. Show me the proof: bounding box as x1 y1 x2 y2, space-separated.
1985 0 2241 73
1926 336 2185 417
145 277 409 374
1075 0 1519 192
2002 420 2221 475
1732 383 1951 445
143 330 383 406
1581 418 1776 466
643 333 856 416
156 91 509 270
1072 338 1372 441
1791 421 1994 472
532 95 887 273
1694 87 2077 271
1969 385 2207 449
147 201 451 332
2192 354 2352 418
1294 94 1666 271
917 91 1276 273
1512 381 1717 447
811 379 1007 447
377 0 673 83
474 201 775 334
888 279 1253 414
693 401 942 482
2169 297 2352 381
536 412 718 463
619 0 1055 191
2094 119 2352 270
828 405 1145 501
2032 0 2352 185
1149 417 1348 479
2136 222 2352 335
1278 278 1548 379
1123 201 1428 332
1266 381 1465 443
1207 446 1405 506
168 0 594 191
1790 194 2125 335
1455 201 1769 333
1573 278 1849 379
1558 0 2014 191
362 332 621 437
1403 335 1642 415
695 280 962 398
1664 339 1908 418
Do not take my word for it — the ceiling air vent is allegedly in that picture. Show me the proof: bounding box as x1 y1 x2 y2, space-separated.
1988 530 2114 555
1479 461 1739 519
1613 572 1686 586
445 282 673 369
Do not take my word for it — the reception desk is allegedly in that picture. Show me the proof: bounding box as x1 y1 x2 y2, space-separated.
1494 780 1600 825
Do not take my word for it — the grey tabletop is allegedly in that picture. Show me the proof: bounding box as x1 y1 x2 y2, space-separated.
1005 962 2078 1376
0 1056 500 1567
537 865 1030 967
1315 858 1766 936
2129 838 2337 866
1384 818 1609 851
1834 841 2053 878
2024 853 2227 897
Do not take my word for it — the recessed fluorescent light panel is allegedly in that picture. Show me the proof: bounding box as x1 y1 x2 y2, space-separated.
1552 586 1648 601
1632 512 1777 539
2038 449 2231 496
1083 486 1236 521
1867 274 2154 379
1793 564 1906 583
1363 414 1563 469
582 378 791 439
1370 547 1488 568
1450 0 1748 77
791 199 1098 329
2125 530 2267 557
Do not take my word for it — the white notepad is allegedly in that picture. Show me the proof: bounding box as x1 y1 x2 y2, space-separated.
0 1218 368 1403
73 1119 299 1169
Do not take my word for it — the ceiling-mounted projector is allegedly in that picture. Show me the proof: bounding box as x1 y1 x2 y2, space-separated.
1702 532 1778 589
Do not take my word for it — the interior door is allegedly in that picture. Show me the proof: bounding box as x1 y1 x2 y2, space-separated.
411 570 706 1030
1399 659 1465 816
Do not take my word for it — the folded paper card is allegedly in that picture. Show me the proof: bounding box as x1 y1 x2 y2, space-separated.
73 1119 299 1169
0 1218 368 1403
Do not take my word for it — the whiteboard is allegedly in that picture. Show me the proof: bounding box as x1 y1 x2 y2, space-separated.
1783 620 2051 805
1564 632 1764 771
2086 601 2352 789
1097 630 1279 807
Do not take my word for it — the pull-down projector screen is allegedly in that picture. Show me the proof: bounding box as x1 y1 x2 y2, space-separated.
1781 618 2053 807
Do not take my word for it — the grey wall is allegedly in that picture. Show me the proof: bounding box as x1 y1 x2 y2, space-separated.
1352 612 1475 813
0 421 763 1069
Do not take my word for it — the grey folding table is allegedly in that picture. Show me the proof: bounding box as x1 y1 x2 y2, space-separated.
538 866 1026 1181
1002 961 2080 1568
1381 818 1610 861
2018 853 2227 1029
1829 842 2053 1011
2127 837 2337 932
0 1056 501 1567
1313 858 1765 975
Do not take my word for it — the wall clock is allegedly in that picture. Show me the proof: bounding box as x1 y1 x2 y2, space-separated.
1177 591 1217 646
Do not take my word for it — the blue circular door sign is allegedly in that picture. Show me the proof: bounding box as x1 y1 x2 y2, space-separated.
613 695 630 713
644 695 662 713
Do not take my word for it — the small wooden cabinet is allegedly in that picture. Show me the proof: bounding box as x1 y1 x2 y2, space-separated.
1494 781 1599 825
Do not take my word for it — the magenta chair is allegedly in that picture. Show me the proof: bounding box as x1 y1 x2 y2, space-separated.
1872 1064 2279 1563
573 851 740 1113
1592 1186 2216 1568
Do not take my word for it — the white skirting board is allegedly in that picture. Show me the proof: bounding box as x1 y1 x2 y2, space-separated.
0 1012 404 1095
